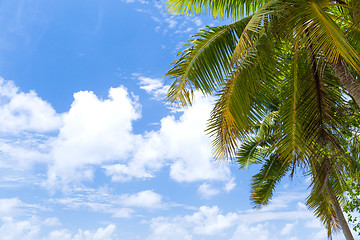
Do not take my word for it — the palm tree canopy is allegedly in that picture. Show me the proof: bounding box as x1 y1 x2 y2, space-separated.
165 0 360 238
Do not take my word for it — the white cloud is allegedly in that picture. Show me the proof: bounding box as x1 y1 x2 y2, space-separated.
154 95 231 182
43 218 61 227
297 201 307 211
0 216 117 240
190 206 238 235
0 198 22 216
119 190 163 209
280 222 296 235
0 217 40 240
224 177 236 192
147 217 192 240
50 187 164 218
0 78 61 133
0 79 232 189
0 79 59 173
164 17 177 29
147 193 327 240
197 183 220 199
192 18 203 27
111 208 134 218
0 134 50 170
309 228 327 240
47 86 142 188
104 92 232 184
230 223 270 240
137 76 169 100
47 224 116 240
148 205 238 240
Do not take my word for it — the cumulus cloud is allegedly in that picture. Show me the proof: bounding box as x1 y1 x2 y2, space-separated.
147 218 192 240
38 81 231 187
104 93 231 183
47 224 116 240
158 97 231 182
230 223 270 240
0 78 231 190
47 87 142 187
191 206 238 235
0 78 61 133
148 205 238 240
0 79 59 173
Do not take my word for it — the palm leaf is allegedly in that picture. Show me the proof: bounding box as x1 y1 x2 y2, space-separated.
165 17 252 105
285 1 360 74
166 0 271 20
251 154 290 206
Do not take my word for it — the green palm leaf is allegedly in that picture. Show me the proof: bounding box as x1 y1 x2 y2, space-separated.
165 17 252 106
166 0 271 20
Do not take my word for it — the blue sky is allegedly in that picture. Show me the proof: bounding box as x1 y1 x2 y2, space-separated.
0 0 351 239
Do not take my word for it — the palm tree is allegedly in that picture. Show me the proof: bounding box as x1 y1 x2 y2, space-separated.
164 0 360 239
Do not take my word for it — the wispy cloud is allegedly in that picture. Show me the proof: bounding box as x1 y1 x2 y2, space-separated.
197 183 220 199
0 216 117 240
136 75 169 100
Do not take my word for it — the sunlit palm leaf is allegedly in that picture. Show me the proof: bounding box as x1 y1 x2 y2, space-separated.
165 17 252 105
285 1 360 73
166 0 271 20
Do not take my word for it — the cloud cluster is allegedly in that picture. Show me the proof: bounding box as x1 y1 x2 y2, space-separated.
0 79 60 172
0 191 345 240
0 217 117 240
106 92 230 184
0 78 232 190
147 194 330 240
38 80 231 189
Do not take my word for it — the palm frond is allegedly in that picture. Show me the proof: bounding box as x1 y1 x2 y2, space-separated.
231 0 282 64
285 1 360 73
165 17 252 105
166 0 271 20
251 154 289 206
207 33 279 159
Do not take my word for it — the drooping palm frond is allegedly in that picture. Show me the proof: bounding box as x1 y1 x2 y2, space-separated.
274 43 305 174
166 0 272 20
207 32 280 159
307 172 341 237
236 111 278 169
251 154 290 206
231 0 283 64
